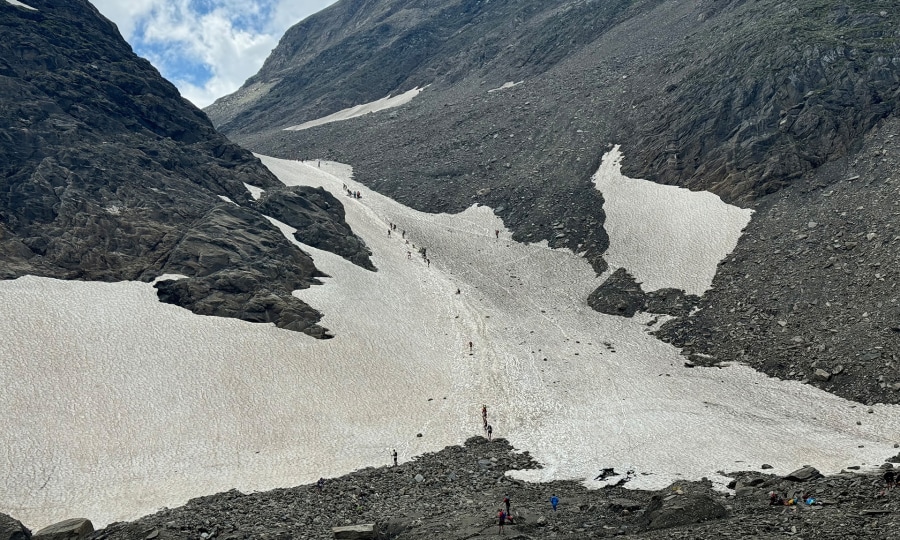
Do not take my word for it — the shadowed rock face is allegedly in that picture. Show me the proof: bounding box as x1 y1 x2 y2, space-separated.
0 0 372 337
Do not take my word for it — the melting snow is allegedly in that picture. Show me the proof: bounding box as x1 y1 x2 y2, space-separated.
284 87 423 131
593 146 752 295
242 182 264 200
5 0 37 10
488 81 524 93
218 195 238 206
1 156 897 529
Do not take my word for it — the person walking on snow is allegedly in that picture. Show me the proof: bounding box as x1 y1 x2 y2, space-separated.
495 229 499 239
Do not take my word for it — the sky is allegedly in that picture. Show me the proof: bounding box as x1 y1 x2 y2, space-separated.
89 0 338 108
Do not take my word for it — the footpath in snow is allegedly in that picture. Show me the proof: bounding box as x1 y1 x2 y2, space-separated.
1 153 898 529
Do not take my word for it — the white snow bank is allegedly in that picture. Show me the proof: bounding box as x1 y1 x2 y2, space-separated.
593 146 752 295
218 195 238 206
151 274 189 285
488 81 523 93
284 87 423 131
2 156 897 530
5 0 37 10
242 182 264 200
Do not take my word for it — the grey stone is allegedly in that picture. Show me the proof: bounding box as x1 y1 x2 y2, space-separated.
785 466 822 482
32 519 93 540
332 523 375 539
639 493 728 530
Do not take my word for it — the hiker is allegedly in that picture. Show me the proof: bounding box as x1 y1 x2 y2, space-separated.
884 469 896 489
392 449 398 467
456 288 461 294
482 404 487 421
495 229 499 239
550 494 559 512
316 478 325 492
388 229 391 237
497 509 506 535
468 341 473 352
503 495 511 514
487 424 493 441
407 251 412 259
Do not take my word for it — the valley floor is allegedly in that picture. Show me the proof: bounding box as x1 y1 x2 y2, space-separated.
1 156 899 530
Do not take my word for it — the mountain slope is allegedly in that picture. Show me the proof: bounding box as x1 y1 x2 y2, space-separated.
0 0 373 336
209 0 900 401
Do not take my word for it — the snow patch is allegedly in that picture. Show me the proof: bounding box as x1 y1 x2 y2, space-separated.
593 145 752 295
5 0 37 10
284 87 424 131
242 182 264 200
488 81 524 93
151 274 189 285
218 195 239 206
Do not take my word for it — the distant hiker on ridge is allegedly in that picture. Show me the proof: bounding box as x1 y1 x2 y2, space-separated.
392 449 398 467
487 424 493 441
495 229 499 239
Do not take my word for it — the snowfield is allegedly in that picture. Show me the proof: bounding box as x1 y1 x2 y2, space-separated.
284 87 423 131
4 0 37 10
2 153 899 529
593 146 753 295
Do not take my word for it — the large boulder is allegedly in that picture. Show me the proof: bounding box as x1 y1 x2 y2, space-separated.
784 466 822 482
0 514 30 540
332 524 375 539
32 519 92 540
639 493 728 531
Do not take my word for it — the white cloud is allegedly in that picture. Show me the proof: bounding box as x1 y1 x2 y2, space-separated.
90 0 338 108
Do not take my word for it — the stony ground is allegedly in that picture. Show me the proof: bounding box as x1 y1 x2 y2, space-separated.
657 116 900 405
79 438 900 540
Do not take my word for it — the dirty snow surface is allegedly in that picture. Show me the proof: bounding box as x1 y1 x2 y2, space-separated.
4 0 36 9
2 156 899 529
284 87 423 131
593 146 752 295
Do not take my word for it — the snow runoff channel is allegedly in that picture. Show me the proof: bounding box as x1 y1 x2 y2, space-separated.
2 154 900 529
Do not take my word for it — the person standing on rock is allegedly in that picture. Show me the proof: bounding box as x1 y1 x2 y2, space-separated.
550 494 559 512
392 449 398 467
497 509 506 535
503 495 511 514
487 424 493 441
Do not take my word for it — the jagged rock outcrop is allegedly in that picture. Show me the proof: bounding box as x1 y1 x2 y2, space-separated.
0 513 30 540
588 268 699 318
0 0 372 336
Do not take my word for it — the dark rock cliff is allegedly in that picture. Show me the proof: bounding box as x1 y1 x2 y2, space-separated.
0 0 373 337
